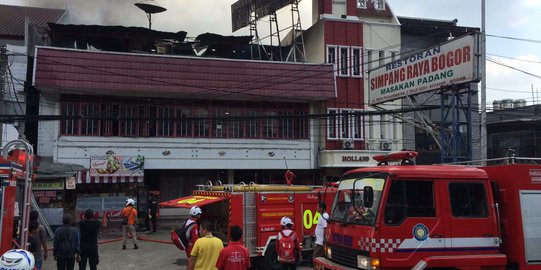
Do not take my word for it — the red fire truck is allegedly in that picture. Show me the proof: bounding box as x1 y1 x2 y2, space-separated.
160 180 336 270
0 140 34 254
313 151 541 270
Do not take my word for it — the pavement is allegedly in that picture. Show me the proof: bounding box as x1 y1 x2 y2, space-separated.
41 228 312 270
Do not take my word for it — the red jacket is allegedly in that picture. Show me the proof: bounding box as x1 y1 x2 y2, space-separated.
215 241 251 270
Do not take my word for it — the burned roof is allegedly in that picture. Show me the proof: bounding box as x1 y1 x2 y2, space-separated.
47 23 187 52
398 16 479 38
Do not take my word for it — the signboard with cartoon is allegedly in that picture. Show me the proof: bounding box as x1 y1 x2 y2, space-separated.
90 151 144 177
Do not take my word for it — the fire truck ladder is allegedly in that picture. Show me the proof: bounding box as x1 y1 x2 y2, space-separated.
1 139 34 249
30 194 54 238
243 192 257 254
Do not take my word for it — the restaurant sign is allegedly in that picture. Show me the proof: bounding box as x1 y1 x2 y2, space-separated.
369 33 480 105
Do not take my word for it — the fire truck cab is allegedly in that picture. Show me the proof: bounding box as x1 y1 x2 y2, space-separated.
314 151 541 270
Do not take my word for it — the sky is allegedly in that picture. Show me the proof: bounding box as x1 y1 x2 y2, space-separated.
1 0 540 108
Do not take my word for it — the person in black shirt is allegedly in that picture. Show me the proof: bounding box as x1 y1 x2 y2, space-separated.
54 214 80 270
78 209 101 270
147 194 158 232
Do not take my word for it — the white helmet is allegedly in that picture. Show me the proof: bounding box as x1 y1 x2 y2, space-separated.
0 249 35 270
280 216 293 226
190 206 202 216
126 198 136 206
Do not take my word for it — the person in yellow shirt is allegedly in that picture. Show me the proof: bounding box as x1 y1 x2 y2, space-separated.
189 220 224 270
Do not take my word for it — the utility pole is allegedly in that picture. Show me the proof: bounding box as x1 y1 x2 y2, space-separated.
0 45 7 147
480 0 487 162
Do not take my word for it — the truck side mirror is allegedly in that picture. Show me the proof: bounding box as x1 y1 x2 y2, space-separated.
363 186 374 208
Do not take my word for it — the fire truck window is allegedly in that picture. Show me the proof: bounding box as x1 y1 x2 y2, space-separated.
385 180 435 225
449 183 488 218
405 181 435 217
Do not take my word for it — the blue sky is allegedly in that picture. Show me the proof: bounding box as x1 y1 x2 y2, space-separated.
2 0 540 107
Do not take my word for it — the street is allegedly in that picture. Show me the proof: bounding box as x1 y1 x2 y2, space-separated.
41 229 312 270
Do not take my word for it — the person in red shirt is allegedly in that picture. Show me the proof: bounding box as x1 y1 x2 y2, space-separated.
216 225 251 270
185 206 202 269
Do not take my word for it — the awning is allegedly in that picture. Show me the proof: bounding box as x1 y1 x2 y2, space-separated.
34 157 84 179
78 170 143 184
159 195 227 208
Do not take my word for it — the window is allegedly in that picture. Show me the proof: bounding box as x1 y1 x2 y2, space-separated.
59 98 308 140
280 111 294 139
61 103 79 135
351 47 362 77
328 109 364 140
229 110 242 138
366 49 374 70
158 107 174 137
213 108 228 138
175 107 192 137
326 46 337 74
101 104 119 136
375 0 385 10
385 180 435 225
247 110 259 138
351 110 363 139
140 105 157 137
449 183 488 218
327 109 339 139
265 111 278 139
380 114 387 139
340 110 350 139
195 108 209 137
294 110 308 139
121 105 139 136
357 0 367 8
391 51 398 62
81 104 99 136
339 47 349 76
379 50 385 67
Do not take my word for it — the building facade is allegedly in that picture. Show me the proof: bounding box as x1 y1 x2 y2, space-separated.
34 45 335 209
304 0 403 177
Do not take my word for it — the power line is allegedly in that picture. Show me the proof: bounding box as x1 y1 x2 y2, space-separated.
488 53 541 64
487 57 541 80
486 34 541 44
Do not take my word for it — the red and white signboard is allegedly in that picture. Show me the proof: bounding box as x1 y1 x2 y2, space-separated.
369 32 480 105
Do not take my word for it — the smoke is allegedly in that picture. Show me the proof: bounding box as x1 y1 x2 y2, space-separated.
11 0 239 37
4 0 312 38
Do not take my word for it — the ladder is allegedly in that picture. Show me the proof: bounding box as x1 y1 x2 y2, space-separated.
31 194 54 239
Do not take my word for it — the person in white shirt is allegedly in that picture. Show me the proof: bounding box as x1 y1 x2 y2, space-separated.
313 203 329 260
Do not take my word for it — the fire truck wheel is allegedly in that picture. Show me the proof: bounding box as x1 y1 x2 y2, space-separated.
263 241 282 270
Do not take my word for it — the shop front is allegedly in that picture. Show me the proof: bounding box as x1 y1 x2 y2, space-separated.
76 153 145 227
33 158 85 229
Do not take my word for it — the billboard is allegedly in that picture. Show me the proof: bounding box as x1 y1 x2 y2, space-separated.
231 0 295 32
368 33 480 105
231 0 251 32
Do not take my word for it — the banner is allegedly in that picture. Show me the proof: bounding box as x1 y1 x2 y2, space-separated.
33 180 64 190
369 33 480 105
90 153 144 177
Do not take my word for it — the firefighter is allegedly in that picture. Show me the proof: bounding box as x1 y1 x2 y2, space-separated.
276 217 301 270
185 206 202 269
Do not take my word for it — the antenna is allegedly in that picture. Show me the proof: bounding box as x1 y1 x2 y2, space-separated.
134 0 167 31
